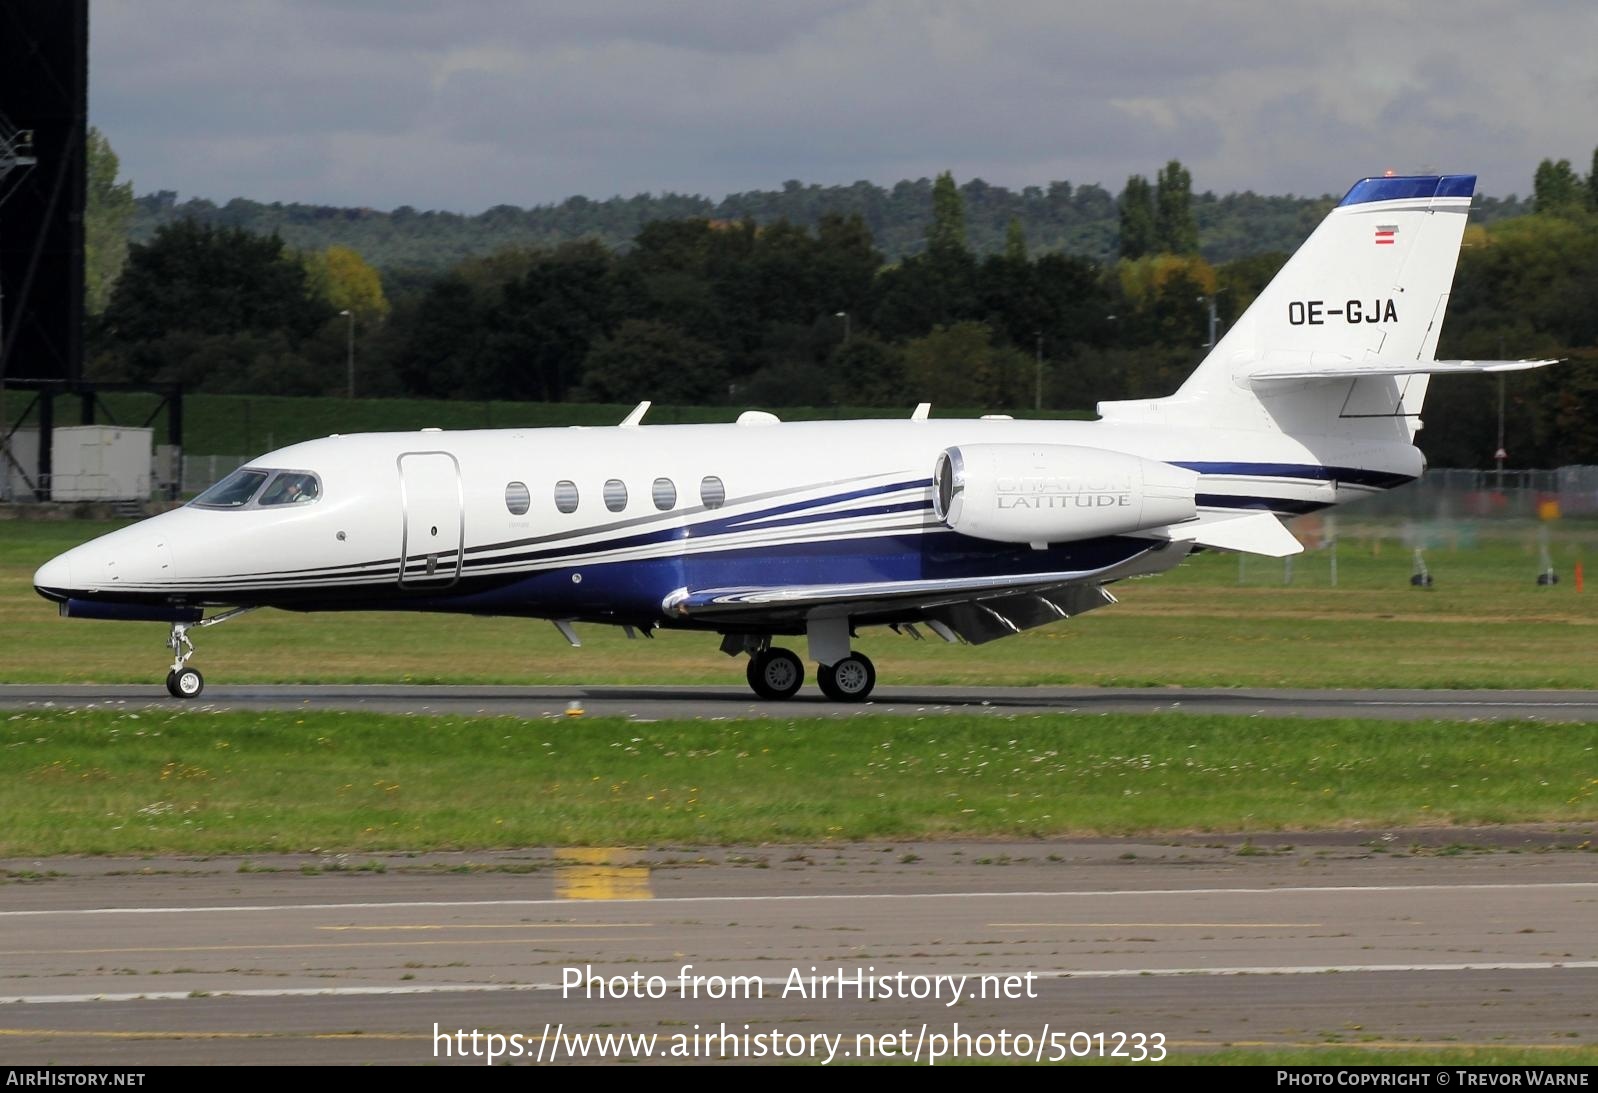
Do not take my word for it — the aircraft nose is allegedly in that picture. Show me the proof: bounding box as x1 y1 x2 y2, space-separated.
33 553 73 600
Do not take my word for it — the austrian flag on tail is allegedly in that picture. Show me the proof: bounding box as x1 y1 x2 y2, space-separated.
1374 224 1398 245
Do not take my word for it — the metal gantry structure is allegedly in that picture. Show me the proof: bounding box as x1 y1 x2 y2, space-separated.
0 116 38 498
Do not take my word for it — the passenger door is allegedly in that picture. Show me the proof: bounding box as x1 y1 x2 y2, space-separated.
397 452 463 588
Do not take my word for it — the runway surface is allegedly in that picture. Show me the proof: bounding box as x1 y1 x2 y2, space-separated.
7 683 1598 721
2 829 1596 1065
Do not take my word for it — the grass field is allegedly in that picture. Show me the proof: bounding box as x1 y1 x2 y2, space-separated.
3 519 1596 689
4 707 1595 855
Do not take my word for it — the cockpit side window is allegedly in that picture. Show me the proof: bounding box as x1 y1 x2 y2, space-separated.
258 472 322 506
191 468 270 509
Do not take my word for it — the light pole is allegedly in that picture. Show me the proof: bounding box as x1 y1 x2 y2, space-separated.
1034 330 1044 412
340 309 355 398
1197 291 1226 350
1495 336 1507 485
836 311 850 346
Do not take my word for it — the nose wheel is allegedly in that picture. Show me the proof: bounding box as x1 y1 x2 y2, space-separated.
817 652 876 703
166 666 204 698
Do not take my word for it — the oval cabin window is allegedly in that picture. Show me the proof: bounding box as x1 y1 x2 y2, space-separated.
700 475 726 509
652 477 677 511
505 481 530 515
554 480 579 514
603 479 628 512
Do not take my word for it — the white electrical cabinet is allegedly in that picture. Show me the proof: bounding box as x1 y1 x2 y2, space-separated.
2 428 40 501
50 426 153 501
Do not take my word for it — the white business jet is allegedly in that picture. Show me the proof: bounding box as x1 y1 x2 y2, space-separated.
33 174 1552 701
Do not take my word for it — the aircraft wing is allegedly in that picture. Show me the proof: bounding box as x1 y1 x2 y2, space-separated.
661 562 1129 645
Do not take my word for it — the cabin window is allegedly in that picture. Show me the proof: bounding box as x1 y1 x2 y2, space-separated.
554 480 579 513
700 475 726 509
652 477 677 511
191 468 270 509
603 479 628 513
257 472 322 506
505 481 530 515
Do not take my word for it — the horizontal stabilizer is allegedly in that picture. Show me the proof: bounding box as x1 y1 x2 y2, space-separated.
1142 511 1303 557
1248 358 1557 385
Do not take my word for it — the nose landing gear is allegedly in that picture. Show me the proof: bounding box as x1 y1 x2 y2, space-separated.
165 624 203 698
160 607 257 699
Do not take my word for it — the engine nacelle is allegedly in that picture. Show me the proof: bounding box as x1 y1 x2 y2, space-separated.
932 443 1198 545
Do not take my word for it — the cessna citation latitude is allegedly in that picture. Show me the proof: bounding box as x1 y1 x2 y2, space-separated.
34 174 1554 701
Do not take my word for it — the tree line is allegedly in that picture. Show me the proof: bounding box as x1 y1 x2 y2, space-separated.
86 145 1598 469
128 168 1533 273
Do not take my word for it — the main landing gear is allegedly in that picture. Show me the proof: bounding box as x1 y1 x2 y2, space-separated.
746 647 804 700
736 638 878 703
818 652 876 703
161 608 256 699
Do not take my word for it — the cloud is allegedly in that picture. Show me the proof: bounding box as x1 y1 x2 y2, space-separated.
88 1 1597 211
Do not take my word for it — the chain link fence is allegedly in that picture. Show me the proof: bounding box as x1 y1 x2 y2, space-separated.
1350 466 1598 521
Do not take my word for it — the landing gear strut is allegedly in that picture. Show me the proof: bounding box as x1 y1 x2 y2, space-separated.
161 608 257 699
165 623 203 698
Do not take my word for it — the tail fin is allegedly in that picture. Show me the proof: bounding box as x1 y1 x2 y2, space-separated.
1099 174 1550 440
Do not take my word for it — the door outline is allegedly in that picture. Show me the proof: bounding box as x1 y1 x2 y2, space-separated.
397 451 464 588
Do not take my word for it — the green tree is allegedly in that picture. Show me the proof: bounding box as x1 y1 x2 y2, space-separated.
1004 218 1027 262
1118 175 1156 259
813 213 882 315
1589 145 1598 212
490 241 619 401
928 171 967 255
389 274 488 399
1155 160 1199 254
304 245 390 322
1533 158 1582 214
98 221 334 386
827 335 904 406
902 322 1028 406
84 128 135 315
576 320 728 404
104 221 330 344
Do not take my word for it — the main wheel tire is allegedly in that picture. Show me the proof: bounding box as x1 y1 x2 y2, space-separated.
170 666 204 699
817 652 876 702
746 648 804 700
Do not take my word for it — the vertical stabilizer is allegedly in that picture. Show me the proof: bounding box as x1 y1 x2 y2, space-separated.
1098 175 1475 440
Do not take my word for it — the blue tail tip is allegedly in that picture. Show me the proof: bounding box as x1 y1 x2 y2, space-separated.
1339 175 1476 207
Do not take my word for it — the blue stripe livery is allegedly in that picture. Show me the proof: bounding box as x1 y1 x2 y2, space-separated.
1337 175 1475 207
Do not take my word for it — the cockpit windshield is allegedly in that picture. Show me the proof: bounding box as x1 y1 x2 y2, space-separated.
190 468 322 509
191 468 269 509
258 472 321 506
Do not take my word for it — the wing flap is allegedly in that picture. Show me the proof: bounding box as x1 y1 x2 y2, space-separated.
922 584 1117 645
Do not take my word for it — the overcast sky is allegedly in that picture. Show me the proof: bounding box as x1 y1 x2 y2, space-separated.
89 1 1598 213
